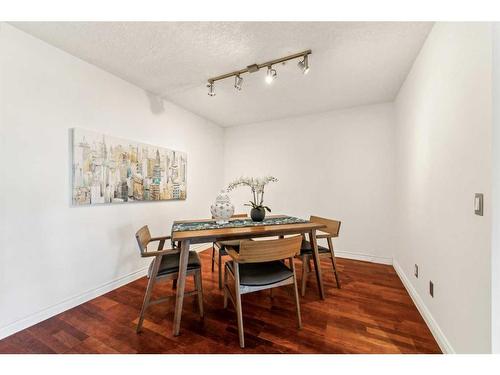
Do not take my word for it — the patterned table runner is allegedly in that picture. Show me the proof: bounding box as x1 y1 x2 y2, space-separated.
172 216 308 232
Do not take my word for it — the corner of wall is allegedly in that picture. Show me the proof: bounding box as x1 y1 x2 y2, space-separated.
393 260 455 353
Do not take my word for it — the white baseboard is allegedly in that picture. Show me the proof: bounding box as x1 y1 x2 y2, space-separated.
393 259 455 354
335 250 393 265
0 266 149 340
338 252 454 353
0 245 211 340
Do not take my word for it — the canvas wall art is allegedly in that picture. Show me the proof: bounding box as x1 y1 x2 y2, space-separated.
72 128 187 205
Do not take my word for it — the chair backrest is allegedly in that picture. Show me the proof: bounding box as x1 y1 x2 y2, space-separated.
135 225 151 256
237 236 302 263
310 216 341 237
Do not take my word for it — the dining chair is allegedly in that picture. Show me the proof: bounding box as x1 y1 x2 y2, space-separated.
211 213 248 289
223 236 302 348
135 225 204 333
299 216 341 296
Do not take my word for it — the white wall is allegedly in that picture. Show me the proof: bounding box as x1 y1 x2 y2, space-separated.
394 23 492 353
492 22 500 354
224 103 396 263
0 23 224 338
0 21 495 354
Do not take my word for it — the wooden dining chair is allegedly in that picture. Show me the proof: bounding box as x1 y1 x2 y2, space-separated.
299 216 341 296
223 236 303 348
211 213 248 289
135 225 204 333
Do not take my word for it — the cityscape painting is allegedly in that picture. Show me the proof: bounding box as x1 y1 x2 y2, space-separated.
72 128 187 205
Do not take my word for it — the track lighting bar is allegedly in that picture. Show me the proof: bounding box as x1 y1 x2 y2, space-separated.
207 49 312 87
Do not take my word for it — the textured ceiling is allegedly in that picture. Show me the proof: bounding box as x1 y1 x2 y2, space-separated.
11 22 433 127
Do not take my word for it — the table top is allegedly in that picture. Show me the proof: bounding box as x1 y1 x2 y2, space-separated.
171 215 325 244
172 215 308 232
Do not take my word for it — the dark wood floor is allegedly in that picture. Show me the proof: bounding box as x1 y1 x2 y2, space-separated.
0 249 441 354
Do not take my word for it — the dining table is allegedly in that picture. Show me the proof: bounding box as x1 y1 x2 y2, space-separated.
170 214 327 336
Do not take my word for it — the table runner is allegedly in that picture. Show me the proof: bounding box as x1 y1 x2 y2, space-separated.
172 216 308 232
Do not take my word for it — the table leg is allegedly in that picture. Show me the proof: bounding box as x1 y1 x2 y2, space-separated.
173 239 190 336
309 230 325 299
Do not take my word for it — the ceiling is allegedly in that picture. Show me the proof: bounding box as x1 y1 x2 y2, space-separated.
11 22 433 127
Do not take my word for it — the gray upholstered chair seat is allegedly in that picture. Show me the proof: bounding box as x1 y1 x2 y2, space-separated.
227 260 293 286
148 251 201 278
300 240 330 255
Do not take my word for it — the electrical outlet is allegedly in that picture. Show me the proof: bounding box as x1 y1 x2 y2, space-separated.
474 193 484 216
429 281 434 297
414 264 419 278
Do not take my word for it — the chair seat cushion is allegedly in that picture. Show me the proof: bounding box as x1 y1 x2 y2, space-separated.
227 261 293 286
215 240 241 256
300 240 331 255
150 251 201 277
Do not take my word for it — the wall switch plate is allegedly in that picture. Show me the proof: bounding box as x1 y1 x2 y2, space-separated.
429 281 434 297
474 193 483 216
414 264 419 278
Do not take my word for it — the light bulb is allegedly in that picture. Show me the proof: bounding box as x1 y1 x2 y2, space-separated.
298 55 310 74
265 66 277 84
207 82 215 96
234 75 243 91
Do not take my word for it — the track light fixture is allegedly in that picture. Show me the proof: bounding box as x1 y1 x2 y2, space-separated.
234 75 243 91
207 81 215 96
298 54 310 74
265 66 277 84
206 49 311 96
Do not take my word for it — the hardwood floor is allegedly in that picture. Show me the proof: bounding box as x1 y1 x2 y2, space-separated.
0 250 441 354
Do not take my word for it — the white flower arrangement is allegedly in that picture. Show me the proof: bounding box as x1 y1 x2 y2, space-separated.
227 176 278 212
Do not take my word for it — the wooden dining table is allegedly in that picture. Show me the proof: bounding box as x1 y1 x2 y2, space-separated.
170 215 326 336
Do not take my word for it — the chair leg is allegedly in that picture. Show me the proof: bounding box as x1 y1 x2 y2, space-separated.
137 256 161 333
327 237 341 288
331 257 341 288
301 255 308 297
235 288 244 348
211 243 216 272
194 271 204 318
290 257 302 329
234 263 245 348
223 264 229 309
218 249 223 290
